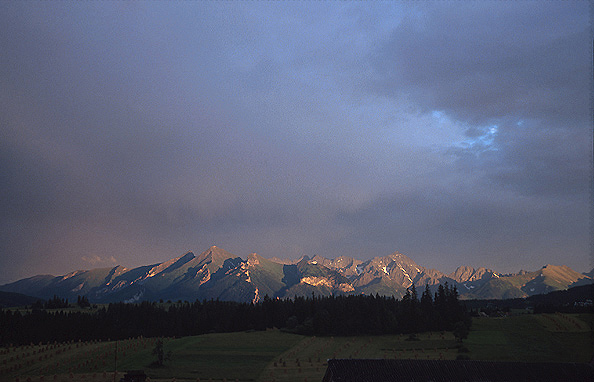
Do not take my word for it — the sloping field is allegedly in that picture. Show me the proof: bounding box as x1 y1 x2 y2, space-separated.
465 313 593 363
259 332 458 382
535 312 591 332
0 331 459 382
0 331 302 382
1 313 591 382
0 337 158 382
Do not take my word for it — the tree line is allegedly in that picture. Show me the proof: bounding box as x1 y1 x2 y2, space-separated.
0 283 469 346
30 295 91 310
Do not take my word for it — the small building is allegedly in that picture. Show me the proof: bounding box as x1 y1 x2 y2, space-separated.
120 370 147 382
322 359 593 382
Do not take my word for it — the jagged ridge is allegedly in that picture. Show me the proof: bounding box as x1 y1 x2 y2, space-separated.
1 246 592 303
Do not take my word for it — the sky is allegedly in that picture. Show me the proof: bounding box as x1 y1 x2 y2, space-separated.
0 1 591 285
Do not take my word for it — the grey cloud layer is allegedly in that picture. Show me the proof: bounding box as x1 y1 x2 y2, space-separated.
0 2 590 284
372 1 590 125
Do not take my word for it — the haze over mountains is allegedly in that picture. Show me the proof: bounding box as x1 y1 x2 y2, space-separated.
1 246 591 304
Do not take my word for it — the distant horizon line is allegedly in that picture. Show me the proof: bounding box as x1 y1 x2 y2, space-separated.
2 245 591 286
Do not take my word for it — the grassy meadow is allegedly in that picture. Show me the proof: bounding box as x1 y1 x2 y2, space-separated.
466 312 593 363
0 313 591 382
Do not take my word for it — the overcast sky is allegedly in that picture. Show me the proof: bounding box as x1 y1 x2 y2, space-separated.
1 1 591 284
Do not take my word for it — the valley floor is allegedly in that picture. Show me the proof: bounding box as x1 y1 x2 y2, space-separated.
0 313 591 382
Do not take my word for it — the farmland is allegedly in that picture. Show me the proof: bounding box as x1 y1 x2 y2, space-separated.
0 313 591 382
466 312 593 363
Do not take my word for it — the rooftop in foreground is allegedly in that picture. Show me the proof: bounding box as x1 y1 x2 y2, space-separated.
322 359 593 382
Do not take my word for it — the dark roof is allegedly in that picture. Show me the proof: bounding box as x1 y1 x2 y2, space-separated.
322 359 593 382
121 370 147 382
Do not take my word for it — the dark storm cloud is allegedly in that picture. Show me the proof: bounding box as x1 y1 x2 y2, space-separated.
362 1 590 273
369 1 591 235
0 2 590 284
0 2 356 282
484 123 589 198
372 1 590 125
334 186 589 273
442 119 590 201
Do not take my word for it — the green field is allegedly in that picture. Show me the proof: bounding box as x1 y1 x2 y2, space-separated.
259 331 459 382
1 313 591 382
466 312 593 363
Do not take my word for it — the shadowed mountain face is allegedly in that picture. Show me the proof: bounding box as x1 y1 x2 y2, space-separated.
453 264 594 299
1 246 592 303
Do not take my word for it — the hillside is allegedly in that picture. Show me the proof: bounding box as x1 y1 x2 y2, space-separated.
0 291 40 308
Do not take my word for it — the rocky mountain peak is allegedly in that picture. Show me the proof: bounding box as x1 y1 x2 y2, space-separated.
450 266 495 283
1 246 592 303
310 255 329 265
386 252 418 266
197 245 232 261
246 253 261 267
540 264 585 282
180 251 195 261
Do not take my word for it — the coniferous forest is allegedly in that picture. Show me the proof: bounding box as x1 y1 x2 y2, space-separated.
0 284 470 346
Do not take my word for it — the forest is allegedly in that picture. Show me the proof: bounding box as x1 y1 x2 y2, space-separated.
0 284 470 346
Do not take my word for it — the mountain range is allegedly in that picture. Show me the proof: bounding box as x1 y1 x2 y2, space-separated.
1 246 592 304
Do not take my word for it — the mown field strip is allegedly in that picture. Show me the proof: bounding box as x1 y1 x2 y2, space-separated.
258 332 459 382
